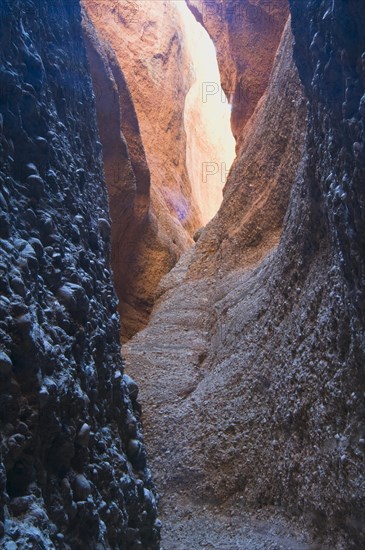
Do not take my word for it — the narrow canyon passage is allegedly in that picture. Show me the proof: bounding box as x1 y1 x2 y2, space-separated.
88 0 365 548
84 0 235 343
122 11 313 548
1 0 364 549
86 2 313 546
123 3 365 549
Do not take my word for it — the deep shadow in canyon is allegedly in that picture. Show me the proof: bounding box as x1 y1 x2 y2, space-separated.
1 1 365 549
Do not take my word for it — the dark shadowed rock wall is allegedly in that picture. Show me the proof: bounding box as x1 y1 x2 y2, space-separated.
289 0 365 354
287 0 365 541
0 0 159 547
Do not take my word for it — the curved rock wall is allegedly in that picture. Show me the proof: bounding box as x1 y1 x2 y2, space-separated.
286 0 365 539
83 11 178 342
83 0 200 238
82 0 198 342
83 0 237 339
0 1 159 547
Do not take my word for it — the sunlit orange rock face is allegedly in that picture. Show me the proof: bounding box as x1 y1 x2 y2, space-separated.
83 0 235 339
186 19 307 280
82 12 158 341
187 0 289 146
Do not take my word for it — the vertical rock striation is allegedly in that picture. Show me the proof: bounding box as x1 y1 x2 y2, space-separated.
0 1 159 547
186 18 307 278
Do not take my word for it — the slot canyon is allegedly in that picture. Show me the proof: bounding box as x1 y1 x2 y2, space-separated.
0 0 364 549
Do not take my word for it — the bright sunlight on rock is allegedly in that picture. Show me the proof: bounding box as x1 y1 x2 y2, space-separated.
83 0 236 340
177 0 236 224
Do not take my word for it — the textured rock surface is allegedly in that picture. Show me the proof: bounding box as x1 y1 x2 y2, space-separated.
83 0 235 340
0 1 159 547
126 4 365 548
126 18 310 547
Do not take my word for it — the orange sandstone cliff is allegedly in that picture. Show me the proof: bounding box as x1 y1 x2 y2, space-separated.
83 0 235 339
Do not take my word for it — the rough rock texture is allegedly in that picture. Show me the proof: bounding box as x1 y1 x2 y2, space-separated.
126 5 365 548
0 1 159 547
287 0 365 538
126 18 310 547
186 0 289 144
83 0 235 340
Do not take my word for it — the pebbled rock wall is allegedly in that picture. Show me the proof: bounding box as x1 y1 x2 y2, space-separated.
286 0 365 541
0 0 159 548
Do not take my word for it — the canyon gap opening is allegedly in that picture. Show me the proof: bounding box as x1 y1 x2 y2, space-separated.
83 0 236 340
176 0 236 224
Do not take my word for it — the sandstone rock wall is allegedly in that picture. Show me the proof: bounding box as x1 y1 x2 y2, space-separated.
83 11 179 342
0 1 159 547
83 1 200 341
83 0 236 340
84 0 201 237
